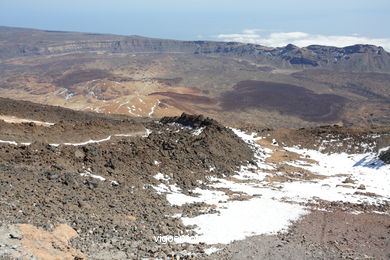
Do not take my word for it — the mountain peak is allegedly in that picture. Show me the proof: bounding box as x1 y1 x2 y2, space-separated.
284 43 299 50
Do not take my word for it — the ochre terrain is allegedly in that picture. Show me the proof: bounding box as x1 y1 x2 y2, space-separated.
0 26 389 128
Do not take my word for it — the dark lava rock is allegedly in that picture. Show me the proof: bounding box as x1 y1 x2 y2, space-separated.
0 108 256 258
44 171 59 180
342 177 355 184
379 148 390 164
160 113 219 129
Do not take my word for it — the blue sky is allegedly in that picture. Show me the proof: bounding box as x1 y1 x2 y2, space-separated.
1 0 390 49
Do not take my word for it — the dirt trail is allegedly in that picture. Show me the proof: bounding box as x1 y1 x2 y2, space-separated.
209 210 390 260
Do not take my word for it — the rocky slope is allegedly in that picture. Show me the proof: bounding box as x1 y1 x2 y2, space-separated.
0 98 389 259
0 100 255 258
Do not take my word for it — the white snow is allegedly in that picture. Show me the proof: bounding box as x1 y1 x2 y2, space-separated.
127 106 141 117
282 146 390 200
148 106 155 117
192 127 206 136
230 128 261 143
118 101 129 108
80 169 106 181
61 134 127 146
154 173 169 181
153 183 181 194
62 136 112 146
0 115 54 126
0 140 18 145
143 129 152 137
169 122 193 130
1 131 147 147
167 188 229 206
154 128 390 245
230 128 274 170
65 93 75 100
79 168 120 184
112 134 133 137
204 247 222 255
51 132 147 146
176 198 306 244
148 100 160 117
211 145 390 206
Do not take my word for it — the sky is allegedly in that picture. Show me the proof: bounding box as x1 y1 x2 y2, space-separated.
1 0 390 50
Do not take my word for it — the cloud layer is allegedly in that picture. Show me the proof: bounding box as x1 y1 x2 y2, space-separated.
216 29 390 51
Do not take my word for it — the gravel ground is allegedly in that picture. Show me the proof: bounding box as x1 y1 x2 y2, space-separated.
210 210 390 260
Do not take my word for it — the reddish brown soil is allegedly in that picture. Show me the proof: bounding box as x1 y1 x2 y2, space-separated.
18 224 85 260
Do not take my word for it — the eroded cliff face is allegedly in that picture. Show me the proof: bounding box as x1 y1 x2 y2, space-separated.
1 26 390 72
1 26 390 129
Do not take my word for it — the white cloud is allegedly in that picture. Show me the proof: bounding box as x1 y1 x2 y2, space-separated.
216 29 390 51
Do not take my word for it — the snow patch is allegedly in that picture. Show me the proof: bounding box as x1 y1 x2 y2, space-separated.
50 132 147 146
204 247 222 255
0 140 18 145
192 127 206 136
155 129 389 245
230 128 274 170
80 169 106 181
169 122 193 130
148 100 160 117
154 173 170 181
127 106 141 117
283 146 390 200
62 136 112 146
143 129 152 137
65 92 75 100
0 115 54 126
176 198 306 244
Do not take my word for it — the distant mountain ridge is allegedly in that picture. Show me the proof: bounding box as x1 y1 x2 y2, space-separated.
1 26 389 72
